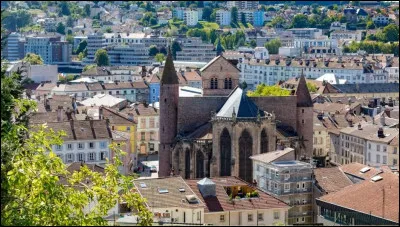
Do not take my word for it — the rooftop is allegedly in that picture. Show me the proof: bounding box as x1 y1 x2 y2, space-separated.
314 167 353 193
250 148 295 164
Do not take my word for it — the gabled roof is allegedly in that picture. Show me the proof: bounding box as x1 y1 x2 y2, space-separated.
200 55 241 73
216 86 264 118
314 167 353 193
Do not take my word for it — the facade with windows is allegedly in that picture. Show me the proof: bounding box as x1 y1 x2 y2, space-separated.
216 10 232 26
175 37 216 63
252 157 313 225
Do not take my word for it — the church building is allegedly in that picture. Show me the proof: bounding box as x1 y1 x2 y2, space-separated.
159 50 313 182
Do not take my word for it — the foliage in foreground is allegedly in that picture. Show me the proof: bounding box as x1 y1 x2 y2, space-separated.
1 124 153 226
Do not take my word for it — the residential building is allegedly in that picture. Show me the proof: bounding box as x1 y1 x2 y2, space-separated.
216 10 232 26
253 11 265 27
147 73 160 103
129 177 205 224
316 172 399 226
24 34 71 64
373 14 390 25
30 113 112 167
293 38 340 56
330 30 363 41
227 1 259 10
173 7 185 20
184 9 199 27
250 148 314 225
238 10 254 25
388 135 399 167
186 177 290 226
313 113 332 166
385 66 399 83
175 37 216 63
329 22 347 31
119 103 159 155
5 32 22 61
44 18 57 32
30 64 58 83
288 28 323 39
81 66 146 83
343 7 358 23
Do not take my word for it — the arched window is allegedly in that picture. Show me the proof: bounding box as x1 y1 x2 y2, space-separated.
228 78 232 89
185 149 191 179
260 129 268 154
210 78 218 89
220 128 231 176
196 151 205 178
224 78 228 89
239 129 253 183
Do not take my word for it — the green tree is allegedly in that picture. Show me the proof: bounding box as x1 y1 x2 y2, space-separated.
264 39 282 55
2 9 32 32
306 82 318 93
202 6 213 22
366 20 375 29
84 4 91 17
271 16 286 28
59 2 71 16
241 12 247 25
66 34 74 44
23 53 43 65
383 24 399 42
94 49 110 66
210 9 217 22
149 45 159 56
231 6 238 25
56 22 66 35
154 53 165 64
250 39 257 48
247 84 291 96
83 64 97 72
291 14 309 28
105 27 112 33
171 41 182 59
74 40 87 55
66 16 74 27
209 29 218 44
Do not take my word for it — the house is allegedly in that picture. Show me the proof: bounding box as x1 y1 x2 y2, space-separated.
316 172 399 225
250 148 314 225
129 177 205 224
186 176 290 226
118 103 159 155
373 14 390 25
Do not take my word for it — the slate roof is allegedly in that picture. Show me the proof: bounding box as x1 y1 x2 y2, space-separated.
160 49 179 85
216 86 265 118
331 83 400 94
184 122 213 140
185 176 289 213
313 167 353 193
317 172 399 223
296 74 313 107
31 120 112 141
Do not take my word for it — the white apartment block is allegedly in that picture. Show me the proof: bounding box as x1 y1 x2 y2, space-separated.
293 38 340 56
184 9 199 26
227 1 259 10
330 22 347 31
373 15 390 25
385 67 399 83
216 10 232 26
175 38 216 62
331 30 363 41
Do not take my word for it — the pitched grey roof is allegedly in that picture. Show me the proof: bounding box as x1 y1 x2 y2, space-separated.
332 83 400 94
216 86 264 118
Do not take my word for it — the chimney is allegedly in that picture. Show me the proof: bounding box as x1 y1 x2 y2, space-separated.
384 108 390 118
141 66 147 77
377 127 385 138
69 119 74 130
185 66 191 72
358 123 362 130
128 113 134 121
349 119 354 127
380 113 385 126
317 112 324 120
57 106 63 122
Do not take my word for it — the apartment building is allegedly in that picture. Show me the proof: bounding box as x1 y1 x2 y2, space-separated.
24 34 71 64
250 148 314 225
84 32 167 66
227 1 259 10
173 7 185 20
253 11 265 27
216 9 232 26
237 56 395 90
119 103 159 155
184 9 199 26
186 177 290 226
330 30 363 41
44 18 57 32
388 135 399 167
373 14 390 25
329 22 347 31
385 66 399 83
288 28 323 39
81 66 146 83
293 38 340 56
5 32 22 61
337 120 399 166
238 10 254 24
175 37 216 62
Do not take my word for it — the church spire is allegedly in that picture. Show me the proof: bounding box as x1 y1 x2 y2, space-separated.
296 71 313 107
160 47 179 85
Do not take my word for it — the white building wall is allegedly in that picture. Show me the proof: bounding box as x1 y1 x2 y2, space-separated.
30 64 58 83
366 141 388 167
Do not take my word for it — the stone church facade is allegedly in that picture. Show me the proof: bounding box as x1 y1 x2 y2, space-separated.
159 52 313 182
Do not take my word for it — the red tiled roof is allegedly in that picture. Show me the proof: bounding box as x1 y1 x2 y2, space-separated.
317 172 399 223
340 163 382 180
314 167 353 193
